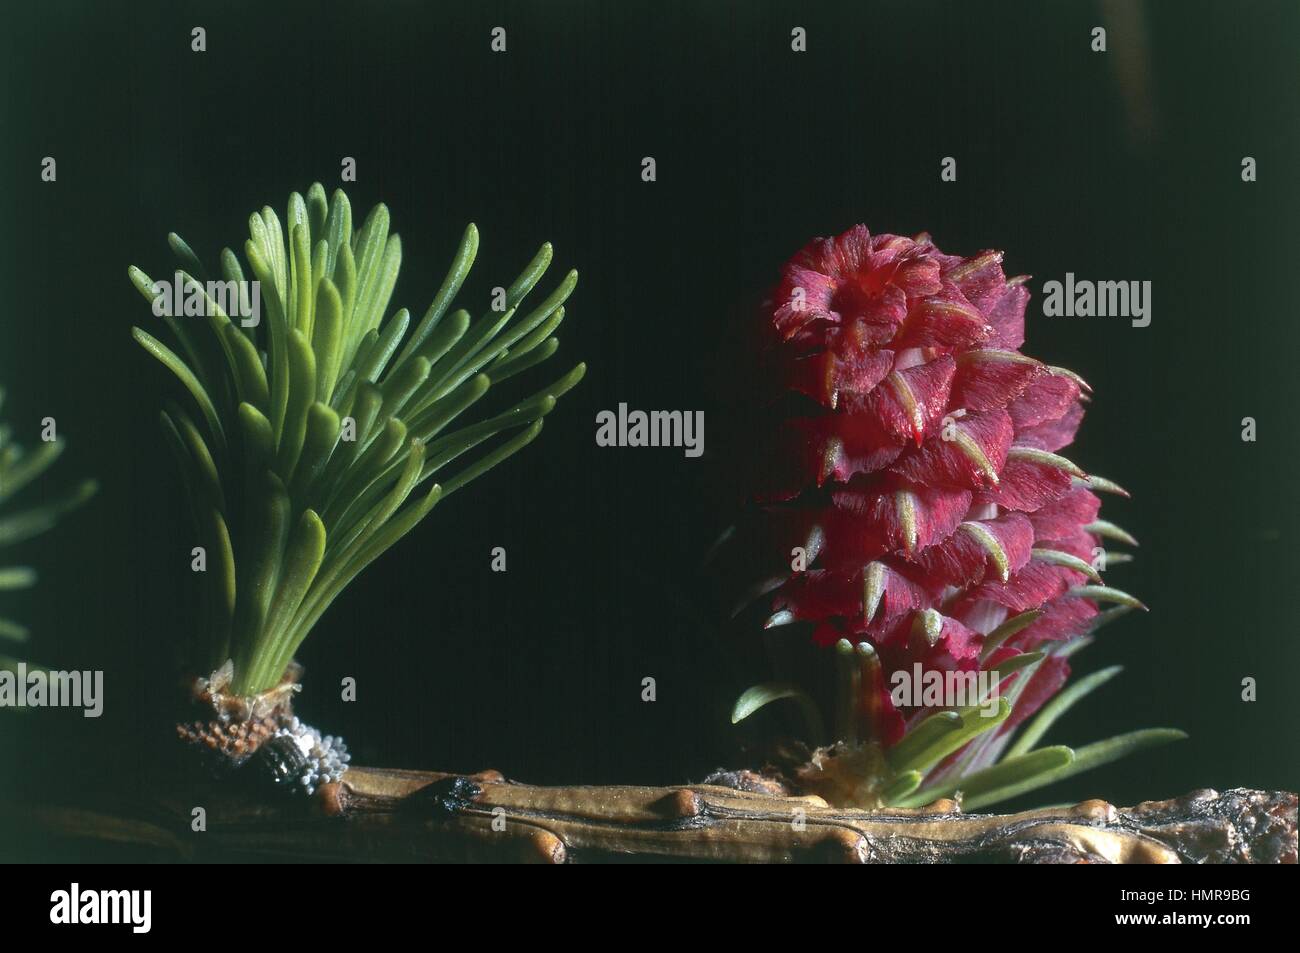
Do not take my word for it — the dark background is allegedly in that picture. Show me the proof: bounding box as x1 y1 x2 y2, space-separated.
1 0 1297 849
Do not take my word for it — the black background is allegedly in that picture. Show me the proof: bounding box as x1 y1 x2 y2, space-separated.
1 0 1297 856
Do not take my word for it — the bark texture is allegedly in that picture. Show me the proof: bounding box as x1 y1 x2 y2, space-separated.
10 765 1297 863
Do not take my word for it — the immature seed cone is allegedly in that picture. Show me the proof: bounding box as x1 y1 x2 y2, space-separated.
751 226 1139 762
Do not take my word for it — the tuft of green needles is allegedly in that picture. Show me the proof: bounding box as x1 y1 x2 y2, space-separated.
130 184 585 696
